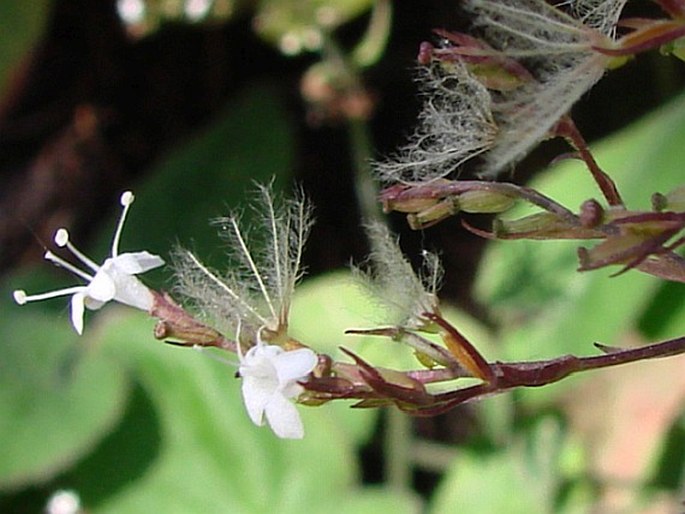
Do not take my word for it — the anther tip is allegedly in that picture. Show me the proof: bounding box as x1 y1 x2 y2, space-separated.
13 290 27 305
54 229 69 247
120 191 134 206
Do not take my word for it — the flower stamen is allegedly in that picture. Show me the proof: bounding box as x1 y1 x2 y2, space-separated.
44 251 94 282
54 229 100 272
112 191 134 258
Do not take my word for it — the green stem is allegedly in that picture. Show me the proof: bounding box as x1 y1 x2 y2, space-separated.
348 117 383 222
384 408 413 492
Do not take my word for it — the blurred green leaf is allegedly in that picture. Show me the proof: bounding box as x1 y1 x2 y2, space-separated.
428 418 590 514
476 91 685 404
290 271 418 369
0 282 128 492
0 1 50 97
290 270 493 372
428 447 544 514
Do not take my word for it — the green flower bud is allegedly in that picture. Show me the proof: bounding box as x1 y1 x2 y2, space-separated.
494 212 567 238
407 198 459 229
458 189 516 213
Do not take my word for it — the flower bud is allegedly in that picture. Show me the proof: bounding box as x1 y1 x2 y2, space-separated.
652 185 685 212
466 61 530 91
577 233 646 270
457 189 516 214
493 212 568 238
407 198 459 230
579 199 605 228
383 195 444 215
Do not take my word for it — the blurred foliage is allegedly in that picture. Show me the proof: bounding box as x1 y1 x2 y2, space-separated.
428 419 590 514
253 0 374 55
0 82 419 512
0 1 51 97
2 87 684 511
117 0 375 57
0 290 127 492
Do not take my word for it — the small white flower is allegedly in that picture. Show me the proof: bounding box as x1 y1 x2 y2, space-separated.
238 337 318 439
13 191 164 334
175 185 317 437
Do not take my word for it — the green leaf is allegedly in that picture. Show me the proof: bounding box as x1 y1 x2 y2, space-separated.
428 418 589 514
290 271 418 369
0 282 127 492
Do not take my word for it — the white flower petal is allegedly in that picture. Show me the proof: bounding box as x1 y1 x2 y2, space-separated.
70 293 86 335
241 374 276 427
264 392 305 439
238 343 315 437
87 270 117 302
112 251 165 274
273 348 318 385
83 296 106 310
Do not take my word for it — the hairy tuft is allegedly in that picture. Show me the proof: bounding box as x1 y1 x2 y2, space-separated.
466 0 627 176
173 185 313 339
354 222 442 328
373 0 627 182
373 62 498 184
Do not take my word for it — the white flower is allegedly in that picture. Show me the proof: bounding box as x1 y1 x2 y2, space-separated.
13 191 164 334
174 185 316 437
238 338 318 439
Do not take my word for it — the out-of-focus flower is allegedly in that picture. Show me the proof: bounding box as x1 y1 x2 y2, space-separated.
45 489 82 514
13 192 164 334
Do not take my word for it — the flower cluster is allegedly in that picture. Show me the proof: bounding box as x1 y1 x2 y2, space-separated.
12 1 685 443
11 182 685 438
